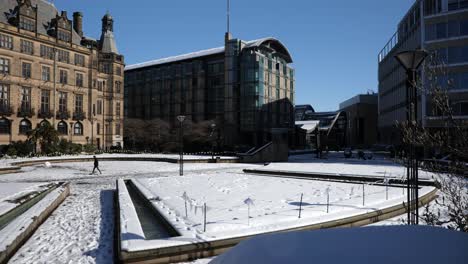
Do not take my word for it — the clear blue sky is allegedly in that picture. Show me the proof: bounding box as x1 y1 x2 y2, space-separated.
51 0 415 111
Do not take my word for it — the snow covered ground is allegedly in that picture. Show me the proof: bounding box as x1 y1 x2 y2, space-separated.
0 159 252 264
0 154 442 263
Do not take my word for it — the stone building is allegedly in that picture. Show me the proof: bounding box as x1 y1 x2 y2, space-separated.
0 0 124 149
125 33 295 150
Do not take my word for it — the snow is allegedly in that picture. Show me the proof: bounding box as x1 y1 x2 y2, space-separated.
0 186 66 252
126 170 434 251
0 182 52 216
211 226 468 264
0 154 444 263
118 179 145 249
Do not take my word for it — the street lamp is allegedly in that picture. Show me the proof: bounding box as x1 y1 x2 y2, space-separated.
210 123 216 160
177 115 186 176
394 49 428 225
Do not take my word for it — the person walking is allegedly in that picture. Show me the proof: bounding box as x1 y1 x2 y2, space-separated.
91 155 102 174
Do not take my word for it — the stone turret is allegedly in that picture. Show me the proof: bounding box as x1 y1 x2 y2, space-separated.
99 12 118 54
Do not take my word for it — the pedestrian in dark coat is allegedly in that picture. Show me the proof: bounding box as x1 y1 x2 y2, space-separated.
92 155 102 174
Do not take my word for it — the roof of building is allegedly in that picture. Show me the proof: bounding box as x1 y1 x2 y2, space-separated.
339 93 378 110
125 37 293 71
0 0 82 45
100 30 118 54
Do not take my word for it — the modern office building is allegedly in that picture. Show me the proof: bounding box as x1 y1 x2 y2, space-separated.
339 93 378 148
294 104 347 150
378 0 468 145
0 0 124 149
125 33 295 149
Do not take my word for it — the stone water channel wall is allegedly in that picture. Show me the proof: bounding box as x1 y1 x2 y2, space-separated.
0 183 70 264
117 180 438 264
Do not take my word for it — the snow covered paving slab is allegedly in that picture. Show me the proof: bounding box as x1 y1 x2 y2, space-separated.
0 182 53 216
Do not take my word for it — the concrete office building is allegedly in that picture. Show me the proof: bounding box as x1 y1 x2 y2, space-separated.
0 0 124 149
339 93 378 148
125 33 295 149
378 0 468 145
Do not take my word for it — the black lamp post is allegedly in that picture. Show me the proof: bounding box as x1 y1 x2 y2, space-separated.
210 123 216 160
394 49 428 225
177 115 186 176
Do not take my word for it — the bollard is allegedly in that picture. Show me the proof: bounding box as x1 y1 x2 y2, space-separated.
298 193 303 218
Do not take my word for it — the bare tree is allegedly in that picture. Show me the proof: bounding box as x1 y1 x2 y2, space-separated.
398 51 467 232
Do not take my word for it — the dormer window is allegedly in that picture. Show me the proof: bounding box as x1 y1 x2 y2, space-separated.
57 30 71 42
19 16 35 32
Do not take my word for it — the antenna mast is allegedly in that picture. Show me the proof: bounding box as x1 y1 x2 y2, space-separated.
227 0 230 34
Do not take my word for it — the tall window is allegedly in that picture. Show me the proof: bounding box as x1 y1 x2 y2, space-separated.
0 84 9 109
59 70 68 84
115 81 121 93
40 45 54 59
116 66 122 76
57 121 68 135
20 87 31 110
19 17 35 32
97 100 102 115
0 118 10 134
116 102 121 117
19 119 32 134
0 34 13 50
76 73 84 87
0 58 9 74
20 40 33 54
97 80 105 91
42 66 50 81
22 62 31 78
40 90 50 113
75 54 85 67
59 91 67 112
97 123 101 135
115 123 121 135
75 94 83 113
57 49 69 63
74 122 83 135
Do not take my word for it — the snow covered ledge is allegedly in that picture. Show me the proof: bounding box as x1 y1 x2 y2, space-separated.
0 182 70 263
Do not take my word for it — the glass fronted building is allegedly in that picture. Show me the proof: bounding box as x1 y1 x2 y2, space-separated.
378 0 468 145
124 36 295 149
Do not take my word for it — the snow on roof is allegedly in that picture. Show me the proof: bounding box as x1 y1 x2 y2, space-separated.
125 37 290 71
295 120 320 133
212 226 468 264
125 46 224 71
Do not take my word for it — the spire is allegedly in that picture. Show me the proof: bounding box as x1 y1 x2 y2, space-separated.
99 11 118 54
225 0 232 42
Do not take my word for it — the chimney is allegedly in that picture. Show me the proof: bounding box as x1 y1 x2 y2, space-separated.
73 12 83 37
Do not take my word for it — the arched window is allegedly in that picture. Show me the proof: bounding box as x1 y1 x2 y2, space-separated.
0 118 10 134
57 121 68 135
74 122 83 135
39 120 50 127
19 119 32 134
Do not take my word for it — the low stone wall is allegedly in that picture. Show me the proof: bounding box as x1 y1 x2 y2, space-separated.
118 185 438 264
1 156 238 171
243 169 437 187
0 183 70 264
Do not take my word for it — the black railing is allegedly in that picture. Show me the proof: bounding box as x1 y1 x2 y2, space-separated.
73 111 86 121
56 110 70 120
38 109 53 119
17 106 35 118
0 104 13 116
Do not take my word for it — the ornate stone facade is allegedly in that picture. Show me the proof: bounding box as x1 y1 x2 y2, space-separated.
0 0 124 149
